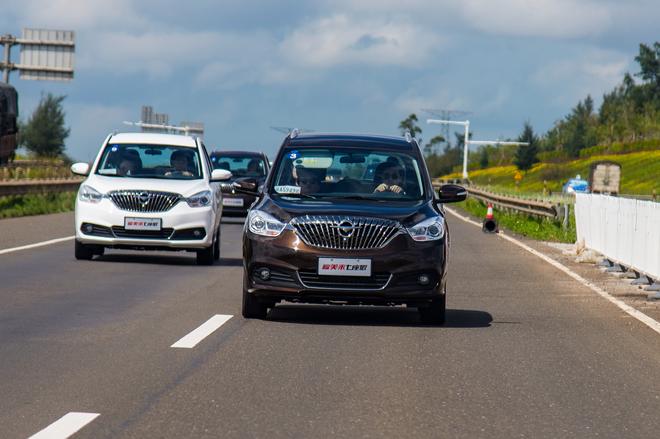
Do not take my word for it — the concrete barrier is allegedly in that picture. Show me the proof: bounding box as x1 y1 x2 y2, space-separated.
575 193 660 281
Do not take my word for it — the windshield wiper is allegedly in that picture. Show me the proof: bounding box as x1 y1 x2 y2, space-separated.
320 195 374 201
277 193 318 200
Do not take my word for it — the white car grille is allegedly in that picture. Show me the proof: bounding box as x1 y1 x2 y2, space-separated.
108 190 182 213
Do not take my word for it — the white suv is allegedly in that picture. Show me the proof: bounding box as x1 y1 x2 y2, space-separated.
71 132 231 265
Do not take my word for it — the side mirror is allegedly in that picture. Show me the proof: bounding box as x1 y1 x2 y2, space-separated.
210 169 232 182
71 162 90 176
232 177 259 194
437 184 467 203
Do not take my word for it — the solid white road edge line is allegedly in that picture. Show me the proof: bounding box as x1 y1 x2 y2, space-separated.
28 412 100 439
445 207 660 336
0 236 74 255
171 314 234 349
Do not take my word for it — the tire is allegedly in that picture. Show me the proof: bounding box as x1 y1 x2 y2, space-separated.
213 228 221 261
418 293 446 325
242 275 268 319
75 240 95 260
196 244 214 266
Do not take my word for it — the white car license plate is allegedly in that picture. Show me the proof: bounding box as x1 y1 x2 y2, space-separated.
124 217 161 231
318 258 372 277
223 197 244 207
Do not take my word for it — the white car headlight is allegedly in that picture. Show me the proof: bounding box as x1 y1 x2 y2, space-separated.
407 216 445 242
186 190 212 208
248 210 286 237
78 185 103 204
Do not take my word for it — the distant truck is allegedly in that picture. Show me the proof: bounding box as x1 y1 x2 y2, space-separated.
0 82 19 165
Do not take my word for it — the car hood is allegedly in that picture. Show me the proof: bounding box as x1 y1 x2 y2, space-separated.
261 197 438 226
83 175 211 198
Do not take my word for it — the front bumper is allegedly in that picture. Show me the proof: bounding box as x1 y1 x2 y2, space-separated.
75 197 215 250
243 229 447 305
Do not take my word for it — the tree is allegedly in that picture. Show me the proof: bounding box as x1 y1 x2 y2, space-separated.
513 122 539 171
20 93 70 158
479 147 489 169
424 134 445 155
398 113 422 138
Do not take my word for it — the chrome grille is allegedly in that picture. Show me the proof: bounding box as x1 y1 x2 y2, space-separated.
291 215 401 250
108 190 182 213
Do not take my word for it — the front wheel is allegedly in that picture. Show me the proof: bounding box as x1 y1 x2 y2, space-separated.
242 276 268 319
418 294 446 325
74 240 94 260
213 228 221 261
196 245 214 265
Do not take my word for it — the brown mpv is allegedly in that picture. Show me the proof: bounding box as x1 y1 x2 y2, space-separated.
235 132 466 324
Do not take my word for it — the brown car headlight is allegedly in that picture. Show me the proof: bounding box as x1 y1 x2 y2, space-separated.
248 210 286 237
407 216 445 242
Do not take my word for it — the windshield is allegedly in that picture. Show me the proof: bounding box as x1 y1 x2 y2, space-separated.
211 154 267 178
270 147 426 201
95 144 203 179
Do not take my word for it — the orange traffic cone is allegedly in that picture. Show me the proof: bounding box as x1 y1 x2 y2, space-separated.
482 203 498 233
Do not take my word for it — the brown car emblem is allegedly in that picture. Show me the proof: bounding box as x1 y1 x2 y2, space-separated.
337 219 356 239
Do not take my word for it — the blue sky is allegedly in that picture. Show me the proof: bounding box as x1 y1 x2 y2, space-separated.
2 0 659 161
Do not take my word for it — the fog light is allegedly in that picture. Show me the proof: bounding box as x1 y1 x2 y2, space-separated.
418 274 430 285
193 229 202 237
84 224 93 233
258 268 271 281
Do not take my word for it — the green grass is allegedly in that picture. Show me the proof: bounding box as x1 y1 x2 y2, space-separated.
443 150 660 195
0 192 76 219
453 197 577 243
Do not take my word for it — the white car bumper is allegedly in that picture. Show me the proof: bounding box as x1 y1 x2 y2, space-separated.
75 198 216 249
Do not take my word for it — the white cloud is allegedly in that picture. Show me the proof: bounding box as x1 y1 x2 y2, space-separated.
532 49 630 105
278 15 443 68
458 0 612 38
16 0 145 31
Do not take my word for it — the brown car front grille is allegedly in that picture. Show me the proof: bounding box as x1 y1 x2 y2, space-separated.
108 190 182 213
290 215 401 250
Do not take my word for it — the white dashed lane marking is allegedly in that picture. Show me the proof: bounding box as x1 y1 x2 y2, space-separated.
171 314 234 349
28 412 99 439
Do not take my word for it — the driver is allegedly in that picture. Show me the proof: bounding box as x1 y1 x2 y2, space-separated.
373 161 406 194
166 150 195 177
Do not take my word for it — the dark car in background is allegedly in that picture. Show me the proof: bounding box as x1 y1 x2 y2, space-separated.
210 151 270 216
235 132 466 323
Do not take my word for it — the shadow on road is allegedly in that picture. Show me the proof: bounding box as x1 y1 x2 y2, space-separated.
267 304 492 328
95 253 243 267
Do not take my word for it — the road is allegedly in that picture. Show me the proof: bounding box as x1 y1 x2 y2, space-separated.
1 212 659 438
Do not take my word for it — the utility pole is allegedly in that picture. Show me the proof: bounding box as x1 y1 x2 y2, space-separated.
427 118 529 181
422 109 471 153
427 119 471 180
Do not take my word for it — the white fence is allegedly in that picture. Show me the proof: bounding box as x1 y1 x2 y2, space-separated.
575 194 660 279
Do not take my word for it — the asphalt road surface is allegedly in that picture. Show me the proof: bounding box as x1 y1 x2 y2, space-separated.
1 213 659 438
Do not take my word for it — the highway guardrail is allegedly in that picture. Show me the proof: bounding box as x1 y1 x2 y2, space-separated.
0 178 83 196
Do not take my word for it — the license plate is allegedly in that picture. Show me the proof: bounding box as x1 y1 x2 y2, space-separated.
124 217 161 231
318 258 372 277
223 197 244 207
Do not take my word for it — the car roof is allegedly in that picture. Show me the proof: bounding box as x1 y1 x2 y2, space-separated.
108 132 198 148
286 133 416 151
210 150 265 157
